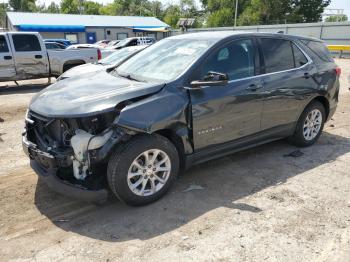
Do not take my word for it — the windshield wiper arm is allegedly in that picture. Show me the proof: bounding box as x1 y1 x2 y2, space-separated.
117 73 141 82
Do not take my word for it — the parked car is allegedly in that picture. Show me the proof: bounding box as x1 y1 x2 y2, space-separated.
112 37 155 50
101 38 154 58
95 40 110 48
57 45 147 81
66 44 101 49
107 40 120 47
0 32 101 81
44 39 72 47
22 32 340 206
45 42 66 50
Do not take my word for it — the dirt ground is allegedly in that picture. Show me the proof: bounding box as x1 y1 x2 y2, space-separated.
0 61 350 262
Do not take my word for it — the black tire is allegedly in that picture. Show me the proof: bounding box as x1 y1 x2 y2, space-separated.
107 134 179 206
288 101 326 147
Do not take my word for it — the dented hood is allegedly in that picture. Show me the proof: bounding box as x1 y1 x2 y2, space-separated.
29 70 165 118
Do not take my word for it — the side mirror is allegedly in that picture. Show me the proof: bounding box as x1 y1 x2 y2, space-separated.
190 71 229 88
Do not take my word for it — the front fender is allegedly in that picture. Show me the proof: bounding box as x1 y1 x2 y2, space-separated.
117 89 189 134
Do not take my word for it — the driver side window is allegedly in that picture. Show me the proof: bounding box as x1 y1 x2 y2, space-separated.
201 39 255 81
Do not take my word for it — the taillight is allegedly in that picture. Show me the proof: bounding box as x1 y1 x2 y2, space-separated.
97 49 102 60
335 67 341 76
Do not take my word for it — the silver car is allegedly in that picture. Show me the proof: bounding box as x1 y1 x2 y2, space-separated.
58 45 147 81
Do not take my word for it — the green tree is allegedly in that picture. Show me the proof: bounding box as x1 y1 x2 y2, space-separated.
60 0 79 14
45 1 60 13
0 3 9 28
8 0 36 12
84 1 101 15
291 0 331 23
325 14 348 22
163 4 181 27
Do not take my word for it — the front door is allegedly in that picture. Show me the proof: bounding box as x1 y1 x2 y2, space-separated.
86 32 96 44
0 35 16 81
9 33 49 79
189 38 264 150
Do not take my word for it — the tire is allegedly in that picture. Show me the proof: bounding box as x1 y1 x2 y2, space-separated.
107 134 179 206
288 101 326 147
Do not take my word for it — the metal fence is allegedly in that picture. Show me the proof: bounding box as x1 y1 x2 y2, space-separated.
171 21 350 45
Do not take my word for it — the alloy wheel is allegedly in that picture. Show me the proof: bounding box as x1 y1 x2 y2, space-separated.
127 149 171 196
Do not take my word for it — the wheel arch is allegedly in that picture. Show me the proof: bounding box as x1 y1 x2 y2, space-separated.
62 60 86 72
313 96 330 121
153 128 192 172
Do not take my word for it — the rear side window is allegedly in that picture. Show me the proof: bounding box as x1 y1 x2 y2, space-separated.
259 38 294 73
304 40 333 63
12 35 41 52
0 36 9 52
292 44 308 67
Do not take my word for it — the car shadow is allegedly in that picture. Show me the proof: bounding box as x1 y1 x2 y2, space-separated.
0 78 53 94
34 131 350 242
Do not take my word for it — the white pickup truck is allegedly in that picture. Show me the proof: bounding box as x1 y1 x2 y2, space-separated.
0 32 101 81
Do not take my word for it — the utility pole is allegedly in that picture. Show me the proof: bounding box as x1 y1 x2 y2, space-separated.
234 0 238 27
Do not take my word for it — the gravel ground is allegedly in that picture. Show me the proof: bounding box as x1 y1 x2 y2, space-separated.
0 61 349 262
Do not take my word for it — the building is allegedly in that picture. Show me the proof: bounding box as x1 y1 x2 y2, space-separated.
6 12 170 44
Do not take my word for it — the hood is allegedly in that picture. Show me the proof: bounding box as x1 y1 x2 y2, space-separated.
30 70 165 118
59 63 110 79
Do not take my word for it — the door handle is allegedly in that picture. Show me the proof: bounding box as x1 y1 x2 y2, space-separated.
246 83 263 91
35 55 42 59
4 55 12 60
303 72 310 79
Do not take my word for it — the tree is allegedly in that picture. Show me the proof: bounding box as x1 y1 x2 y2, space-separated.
84 1 102 15
46 1 60 13
163 4 181 27
60 0 79 14
0 3 9 28
8 0 36 12
325 14 348 22
291 0 331 23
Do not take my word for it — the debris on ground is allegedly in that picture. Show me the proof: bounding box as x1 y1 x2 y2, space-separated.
283 150 304 158
182 185 205 192
55 219 69 222
0 117 4 122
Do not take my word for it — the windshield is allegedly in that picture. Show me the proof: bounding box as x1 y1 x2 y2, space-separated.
99 48 138 65
115 38 130 48
116 39 215 82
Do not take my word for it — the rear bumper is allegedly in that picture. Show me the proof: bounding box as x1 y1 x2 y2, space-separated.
22 135 108 204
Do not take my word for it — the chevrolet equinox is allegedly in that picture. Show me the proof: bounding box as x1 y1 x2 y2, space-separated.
23 32 340 205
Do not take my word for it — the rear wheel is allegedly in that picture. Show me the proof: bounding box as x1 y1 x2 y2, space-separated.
289 101 326 147
107 134 179 206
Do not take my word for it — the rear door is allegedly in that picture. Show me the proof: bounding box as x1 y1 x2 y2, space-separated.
190 38 265 150
9 33 49 79
0 34 16 80
257 37 317 132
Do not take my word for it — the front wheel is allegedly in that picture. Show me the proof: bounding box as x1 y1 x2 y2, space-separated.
107 134 179 206
288 101 326 147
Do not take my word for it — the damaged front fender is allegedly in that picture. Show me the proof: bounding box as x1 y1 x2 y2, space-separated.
116 88 193 154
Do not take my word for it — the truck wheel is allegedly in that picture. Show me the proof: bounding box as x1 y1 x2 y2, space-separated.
288 101 326 147
107 134 179 206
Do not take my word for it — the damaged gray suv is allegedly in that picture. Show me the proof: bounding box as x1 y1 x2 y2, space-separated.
23 32 340 205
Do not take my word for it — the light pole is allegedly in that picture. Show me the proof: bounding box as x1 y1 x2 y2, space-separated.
234 0 238 27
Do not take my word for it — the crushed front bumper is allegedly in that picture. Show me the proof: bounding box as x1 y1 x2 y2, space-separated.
22 135 109 204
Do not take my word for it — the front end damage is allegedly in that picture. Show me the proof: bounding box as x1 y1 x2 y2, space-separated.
22 109 131 203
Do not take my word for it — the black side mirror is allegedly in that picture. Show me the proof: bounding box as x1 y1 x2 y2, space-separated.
190 71 229 88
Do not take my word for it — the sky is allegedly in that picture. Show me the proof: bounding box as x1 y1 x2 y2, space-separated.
5 0 350 18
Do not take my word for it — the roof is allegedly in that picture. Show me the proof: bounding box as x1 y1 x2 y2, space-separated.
6 12 169 29
169 31 322 42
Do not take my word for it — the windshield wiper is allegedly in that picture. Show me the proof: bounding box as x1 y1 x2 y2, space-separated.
117 72 142 82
